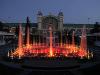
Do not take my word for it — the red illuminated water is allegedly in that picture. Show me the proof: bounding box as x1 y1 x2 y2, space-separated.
78 26 87 58
71 31 76 52
49 26 53 57
11 24 23 59
10 25 93 59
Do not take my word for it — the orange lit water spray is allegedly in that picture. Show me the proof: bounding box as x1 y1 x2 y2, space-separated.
80 25 87 51
72 31 76 52
10 22 92 59
78 25 87 58
49 26 53 57
13 24 23 59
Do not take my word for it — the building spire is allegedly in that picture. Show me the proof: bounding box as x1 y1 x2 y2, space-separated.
27 16 30 23
58 11 63 16
37 10 43 15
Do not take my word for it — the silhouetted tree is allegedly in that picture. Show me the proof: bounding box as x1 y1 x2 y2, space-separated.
15 26 19 36
0 21 3 31
90 22 100 33
24 17 31 44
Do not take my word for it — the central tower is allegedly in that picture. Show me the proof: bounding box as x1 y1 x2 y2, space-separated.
37 11 64 31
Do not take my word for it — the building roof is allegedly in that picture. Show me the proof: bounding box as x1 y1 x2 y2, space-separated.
5 23 38 27
3 23 94 28
63 24 94 28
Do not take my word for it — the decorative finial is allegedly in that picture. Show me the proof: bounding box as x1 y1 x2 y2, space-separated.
26 16 30 23
37 10 43 15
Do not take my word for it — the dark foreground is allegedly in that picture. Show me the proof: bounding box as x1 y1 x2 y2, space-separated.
0 43 100 75
0 57 100 75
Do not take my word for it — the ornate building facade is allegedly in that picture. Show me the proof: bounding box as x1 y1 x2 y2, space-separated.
36 11 64 45
4 11 94 36
37 11 63 31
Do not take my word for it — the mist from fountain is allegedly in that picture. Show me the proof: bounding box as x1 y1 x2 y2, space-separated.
78 25 87 58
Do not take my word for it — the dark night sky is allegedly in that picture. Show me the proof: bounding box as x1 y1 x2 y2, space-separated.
0 0 100 23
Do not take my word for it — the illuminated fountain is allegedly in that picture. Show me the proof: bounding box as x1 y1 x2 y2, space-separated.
71 31 76 53
60 31 63 47
9 22 93 59
49 26 53 57
78 26 89 58
10 24 23 59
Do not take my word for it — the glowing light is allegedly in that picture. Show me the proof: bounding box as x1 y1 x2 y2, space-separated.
7 51 10 57
79 25 88 58
49 26 53 57
9 24 93 59
11 24 24 58
72 31 76 52
60 31 62 47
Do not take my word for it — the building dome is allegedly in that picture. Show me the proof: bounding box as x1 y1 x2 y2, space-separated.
37 11 43 15
58 12 63 16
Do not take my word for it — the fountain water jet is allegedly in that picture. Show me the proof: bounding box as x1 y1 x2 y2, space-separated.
49 26 53 57
11 24 23 59
78 25 87 58
18 24 23 50
60 31 63 47
72 31 76 52
9 22 93 59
